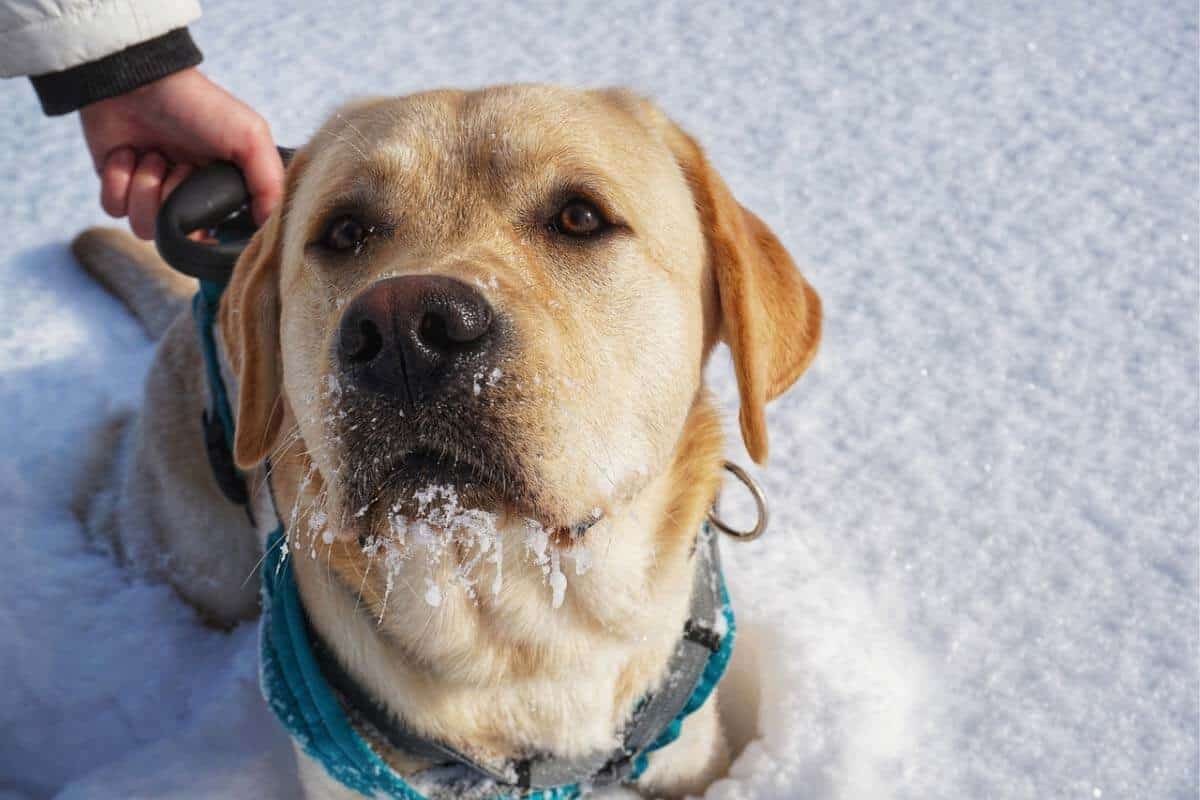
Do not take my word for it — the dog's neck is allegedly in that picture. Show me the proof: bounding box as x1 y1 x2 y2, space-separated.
269 395 725 769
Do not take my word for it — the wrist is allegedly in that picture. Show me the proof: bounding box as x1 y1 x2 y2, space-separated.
30 28 203 117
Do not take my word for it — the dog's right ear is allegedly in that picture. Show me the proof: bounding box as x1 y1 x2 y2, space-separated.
219 150 308 470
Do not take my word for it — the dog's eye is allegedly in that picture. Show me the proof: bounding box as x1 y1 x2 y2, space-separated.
552 199 607 237
321 215 369 251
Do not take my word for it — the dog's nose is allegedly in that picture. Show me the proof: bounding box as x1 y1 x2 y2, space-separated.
337 276 495 403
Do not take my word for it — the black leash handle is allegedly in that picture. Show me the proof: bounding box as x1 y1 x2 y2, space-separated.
155 146 295 282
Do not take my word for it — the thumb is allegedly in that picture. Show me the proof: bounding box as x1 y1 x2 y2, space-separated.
233 120 284 225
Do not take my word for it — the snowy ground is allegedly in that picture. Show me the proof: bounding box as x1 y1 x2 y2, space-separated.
0 1 1196 798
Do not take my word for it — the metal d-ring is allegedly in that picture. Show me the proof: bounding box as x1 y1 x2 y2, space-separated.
707 461 769 541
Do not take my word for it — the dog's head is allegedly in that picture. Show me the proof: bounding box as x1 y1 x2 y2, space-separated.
221 86 820 540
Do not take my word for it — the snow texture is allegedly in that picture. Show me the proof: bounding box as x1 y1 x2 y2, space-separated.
0 1 1196 798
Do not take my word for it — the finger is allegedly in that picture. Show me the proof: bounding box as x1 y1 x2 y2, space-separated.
160 163 193 204
233 119 285 225
127 151 168 240
99 148 136 218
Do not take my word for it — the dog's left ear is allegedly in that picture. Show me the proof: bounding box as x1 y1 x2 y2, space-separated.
663 124 822 464
218 150 308 469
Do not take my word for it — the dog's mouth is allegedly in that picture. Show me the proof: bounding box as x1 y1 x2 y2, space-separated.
329 368 606 541
347 442 508 515
342 442 602 541
390 446 492 494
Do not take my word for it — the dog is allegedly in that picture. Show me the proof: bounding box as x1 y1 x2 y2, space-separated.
72 84 821 798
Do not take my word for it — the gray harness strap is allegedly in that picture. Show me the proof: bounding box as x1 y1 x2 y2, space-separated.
310 526 726 792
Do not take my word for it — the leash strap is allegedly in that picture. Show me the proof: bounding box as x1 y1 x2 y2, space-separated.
195 279 250 508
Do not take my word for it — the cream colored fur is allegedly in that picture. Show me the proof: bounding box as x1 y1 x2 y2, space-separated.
71 85 821 798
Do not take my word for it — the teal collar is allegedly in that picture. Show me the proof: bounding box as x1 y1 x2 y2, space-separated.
258 523 735 800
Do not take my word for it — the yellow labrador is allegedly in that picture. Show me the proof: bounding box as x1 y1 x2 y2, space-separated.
73 85 821 799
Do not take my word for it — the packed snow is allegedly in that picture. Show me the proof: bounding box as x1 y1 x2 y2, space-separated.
0 1 1195 798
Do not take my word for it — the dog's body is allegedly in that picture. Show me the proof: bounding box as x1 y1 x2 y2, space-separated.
73 85 820 799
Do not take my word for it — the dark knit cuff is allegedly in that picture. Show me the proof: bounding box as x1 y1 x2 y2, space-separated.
30 28 203 116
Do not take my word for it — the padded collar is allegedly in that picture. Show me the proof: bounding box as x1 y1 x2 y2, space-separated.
258 523 734 799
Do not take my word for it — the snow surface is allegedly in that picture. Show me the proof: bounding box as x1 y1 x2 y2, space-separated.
1 1 1196 798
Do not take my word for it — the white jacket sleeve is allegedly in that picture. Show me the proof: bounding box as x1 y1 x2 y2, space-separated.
0 0 201 78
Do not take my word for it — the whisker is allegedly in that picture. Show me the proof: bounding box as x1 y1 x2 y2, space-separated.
240 524 291 587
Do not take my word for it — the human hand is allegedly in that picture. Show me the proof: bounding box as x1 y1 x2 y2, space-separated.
79 68 283 240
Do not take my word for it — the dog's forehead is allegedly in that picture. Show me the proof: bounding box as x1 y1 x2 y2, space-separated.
306 87 671 196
